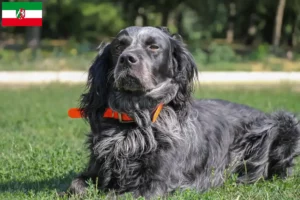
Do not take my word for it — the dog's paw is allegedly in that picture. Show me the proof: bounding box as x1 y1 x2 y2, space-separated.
67 177 88 196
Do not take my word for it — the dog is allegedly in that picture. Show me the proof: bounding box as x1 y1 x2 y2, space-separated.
66 26 300 199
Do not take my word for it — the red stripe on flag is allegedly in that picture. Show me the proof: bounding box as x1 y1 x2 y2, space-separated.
2 18 42 27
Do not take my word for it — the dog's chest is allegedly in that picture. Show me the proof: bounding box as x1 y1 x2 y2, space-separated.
91 126 158 189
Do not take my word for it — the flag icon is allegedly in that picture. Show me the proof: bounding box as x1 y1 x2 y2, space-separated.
2 2 42 27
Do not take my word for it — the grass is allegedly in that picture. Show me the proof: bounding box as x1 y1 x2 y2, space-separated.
1 49 300 71
199 59 300 72
0 84 300 200
0 49 95 71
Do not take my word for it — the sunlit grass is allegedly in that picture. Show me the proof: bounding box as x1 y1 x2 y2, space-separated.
0 84 299 199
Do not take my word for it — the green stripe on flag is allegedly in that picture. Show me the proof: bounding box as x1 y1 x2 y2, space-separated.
16 10 21 19
2 2 42 10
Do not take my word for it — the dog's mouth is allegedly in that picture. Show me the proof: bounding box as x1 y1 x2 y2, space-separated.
115 75 149 94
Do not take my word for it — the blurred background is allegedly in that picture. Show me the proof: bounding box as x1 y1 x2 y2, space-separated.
1 0 300 71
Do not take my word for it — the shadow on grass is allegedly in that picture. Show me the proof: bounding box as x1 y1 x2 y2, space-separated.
0 171 77 194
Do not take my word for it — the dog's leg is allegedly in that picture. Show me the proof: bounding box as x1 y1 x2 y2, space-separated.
232 112 300 183
58 172 92 198
66 160 101 197
232 122 273 183
267 111 300 178
68 173 90 195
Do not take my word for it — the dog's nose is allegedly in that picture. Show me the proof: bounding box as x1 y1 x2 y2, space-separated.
119 53 138 65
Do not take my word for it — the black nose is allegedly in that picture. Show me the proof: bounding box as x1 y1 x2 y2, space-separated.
119 53 138 65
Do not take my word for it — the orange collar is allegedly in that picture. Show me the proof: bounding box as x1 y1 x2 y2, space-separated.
68 104 163 123
103 104 163 123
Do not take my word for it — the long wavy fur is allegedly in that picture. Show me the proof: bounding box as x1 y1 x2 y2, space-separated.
67 27 300 199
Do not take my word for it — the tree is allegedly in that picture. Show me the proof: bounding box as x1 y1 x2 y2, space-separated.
157 0 183 26
272 0 286 48
226 1 236 44
26 0 42 49
286 0 300 48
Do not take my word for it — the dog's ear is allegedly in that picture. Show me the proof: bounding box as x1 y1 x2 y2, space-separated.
170 37 198 118
172 33 183 42
156 27 183 42
80 43 112 127
155 26 172 36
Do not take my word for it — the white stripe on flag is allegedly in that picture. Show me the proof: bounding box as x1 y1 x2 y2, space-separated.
2 10 42 18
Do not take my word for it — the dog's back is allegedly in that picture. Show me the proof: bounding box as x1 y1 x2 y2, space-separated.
190 99 300 184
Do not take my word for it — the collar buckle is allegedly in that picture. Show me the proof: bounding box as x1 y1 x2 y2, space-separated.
118 113 134 123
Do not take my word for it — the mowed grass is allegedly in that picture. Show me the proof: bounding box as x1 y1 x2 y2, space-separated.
0 84 300 200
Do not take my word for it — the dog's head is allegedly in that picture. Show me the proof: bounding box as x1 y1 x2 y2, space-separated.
81 26 197 127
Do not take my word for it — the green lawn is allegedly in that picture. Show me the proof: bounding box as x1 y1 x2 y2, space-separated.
0 84 300 200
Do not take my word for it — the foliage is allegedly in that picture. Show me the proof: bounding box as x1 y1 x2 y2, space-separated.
1 0 300 71
249 43 270 61
193 48 207 65
184 0 228 41
1 47 300 71
0 84 300 199
80 2 126 40
2 0 126 42
2 0 300 46
207 43 238 63
0 48 95 71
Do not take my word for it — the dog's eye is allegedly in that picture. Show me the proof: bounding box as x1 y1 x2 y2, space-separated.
149 44 159 50
115 41 126 51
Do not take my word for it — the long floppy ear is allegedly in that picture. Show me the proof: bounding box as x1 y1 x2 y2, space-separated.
80 43 112 130
170 36 198 118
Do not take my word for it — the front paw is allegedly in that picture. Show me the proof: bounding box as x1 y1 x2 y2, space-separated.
67 177 88 196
